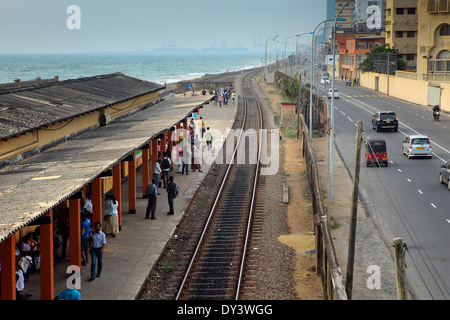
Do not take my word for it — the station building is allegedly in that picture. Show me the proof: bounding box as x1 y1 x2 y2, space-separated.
0 72 212 299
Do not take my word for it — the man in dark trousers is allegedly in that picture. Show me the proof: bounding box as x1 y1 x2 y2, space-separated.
166 176 178 215
145 178 158 220
161 152 171 189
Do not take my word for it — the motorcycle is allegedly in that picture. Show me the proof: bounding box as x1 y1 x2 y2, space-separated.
433 110 440 122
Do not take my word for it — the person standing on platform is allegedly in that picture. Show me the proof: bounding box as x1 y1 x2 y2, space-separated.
161 152 171 189
145 178 158 220
199 117 205 138
89 222 106 281
104 195 119 237
232 92 236 104
205 127 213 150
166 176 178 215
181 145 190 175
191 144 202 172
83 193 93 217
154 159 162 194
80 212 91 266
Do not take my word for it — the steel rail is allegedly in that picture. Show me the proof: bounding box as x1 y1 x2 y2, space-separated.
235 82 263 299
175 74 252 300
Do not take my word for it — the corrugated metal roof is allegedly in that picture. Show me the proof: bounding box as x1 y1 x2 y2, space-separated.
0 73 164 140
0 95 212 242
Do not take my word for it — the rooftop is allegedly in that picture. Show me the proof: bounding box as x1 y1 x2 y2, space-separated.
0 73 165 140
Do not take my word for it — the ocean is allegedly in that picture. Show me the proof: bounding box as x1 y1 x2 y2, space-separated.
0 53 263 85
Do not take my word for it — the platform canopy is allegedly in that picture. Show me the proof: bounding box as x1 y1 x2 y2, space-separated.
0 94 212 242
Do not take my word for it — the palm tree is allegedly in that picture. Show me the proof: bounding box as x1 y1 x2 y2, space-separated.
281 73 300 104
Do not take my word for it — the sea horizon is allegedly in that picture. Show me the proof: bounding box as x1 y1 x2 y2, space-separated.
0 52 263 86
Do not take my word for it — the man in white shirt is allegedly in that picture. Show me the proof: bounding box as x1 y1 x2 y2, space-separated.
89 222 106 281
83 193 93 215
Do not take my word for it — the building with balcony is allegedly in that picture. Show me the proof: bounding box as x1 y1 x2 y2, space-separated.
335 0 356 29
385 0 419 69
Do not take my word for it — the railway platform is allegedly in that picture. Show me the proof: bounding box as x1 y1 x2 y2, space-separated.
21 93 239 300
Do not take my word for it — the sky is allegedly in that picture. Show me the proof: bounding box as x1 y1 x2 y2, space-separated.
0 0 326 54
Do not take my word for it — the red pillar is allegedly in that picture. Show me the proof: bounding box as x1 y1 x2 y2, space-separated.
92 177 102 224
167 130 174 169
40 210 54 300
167 130 174 150
113 163 122 228
161 134 166 156
151 139 158 178
128 153 136 214
69 198 81 268
0 235 16 300
142 146 150 198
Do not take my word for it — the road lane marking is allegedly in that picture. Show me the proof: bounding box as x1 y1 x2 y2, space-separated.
341 94 450 163
431 203 437 208
398 169 402 173
407 178 412 182
418 190 423 194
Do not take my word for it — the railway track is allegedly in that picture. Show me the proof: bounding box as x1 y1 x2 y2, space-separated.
175 71 264 300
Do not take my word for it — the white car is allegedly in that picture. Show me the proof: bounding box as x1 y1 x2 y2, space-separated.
402 135 432 159
320 77 330 85
327 88 339 99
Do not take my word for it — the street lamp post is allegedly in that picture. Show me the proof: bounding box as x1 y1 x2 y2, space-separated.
330 0 354 202
284 34 300 74
295 32 313 139
265 35 278 80
310 20 333 140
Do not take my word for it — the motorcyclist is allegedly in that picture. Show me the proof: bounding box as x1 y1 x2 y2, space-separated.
433 105 440 121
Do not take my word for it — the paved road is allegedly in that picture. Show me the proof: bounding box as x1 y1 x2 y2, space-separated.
315 80 450 300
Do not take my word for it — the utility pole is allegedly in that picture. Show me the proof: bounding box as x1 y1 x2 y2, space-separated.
387 52 390 96
345 120 363 299
393 237 408 300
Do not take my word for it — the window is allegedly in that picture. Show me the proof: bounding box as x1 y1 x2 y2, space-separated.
427 0 436 12
437 50 450 59
407 31 415 38
438 0 448 12
440 24 450 36
406 54 415 61
396 8 404 15
395 31 404 38
407 8 416 14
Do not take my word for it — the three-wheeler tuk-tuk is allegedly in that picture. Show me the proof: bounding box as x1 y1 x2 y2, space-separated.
365 139 388 167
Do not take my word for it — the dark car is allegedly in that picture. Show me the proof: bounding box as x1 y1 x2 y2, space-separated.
372 111 398 132
439 160 450 191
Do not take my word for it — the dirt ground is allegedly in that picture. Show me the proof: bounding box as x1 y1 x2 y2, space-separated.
257 77 399 300
258 80 323 299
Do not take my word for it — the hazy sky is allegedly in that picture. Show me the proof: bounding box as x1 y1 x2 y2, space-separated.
1 0 326 54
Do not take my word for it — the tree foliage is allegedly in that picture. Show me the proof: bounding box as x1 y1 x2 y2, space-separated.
358 44 407 73
281 73 300 103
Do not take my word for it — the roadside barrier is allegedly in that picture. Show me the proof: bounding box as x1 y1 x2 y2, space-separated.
299 114 347 300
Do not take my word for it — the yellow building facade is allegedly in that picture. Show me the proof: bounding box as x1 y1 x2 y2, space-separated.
417 0 450 76
360 0 449 110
